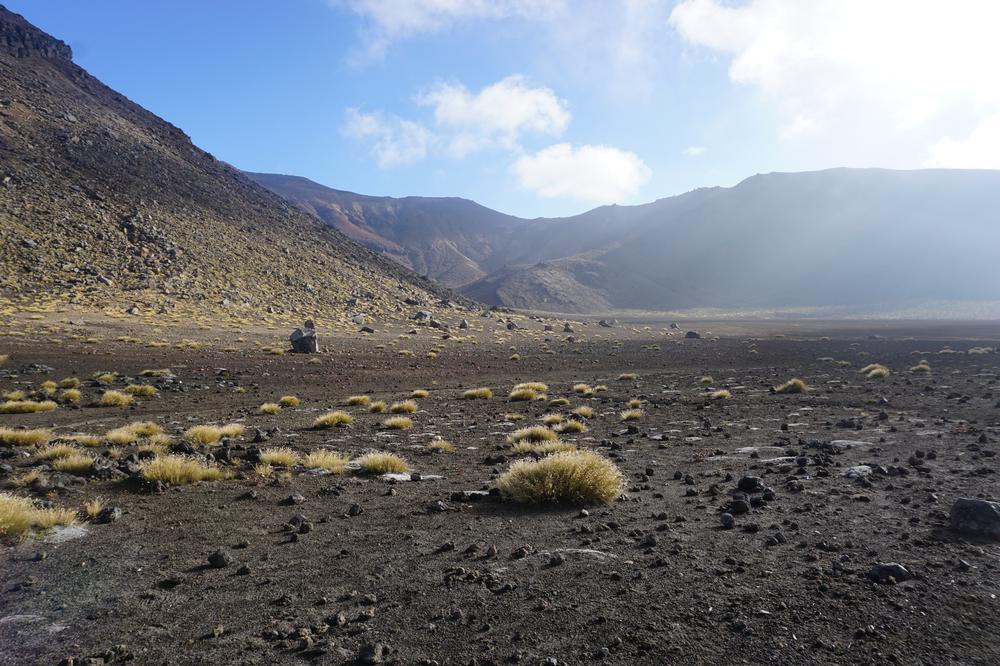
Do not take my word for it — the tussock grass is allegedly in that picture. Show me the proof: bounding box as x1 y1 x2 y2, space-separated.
39 380 57 393
618 373 639 381
59 388 81 403
51 452 94 474
105 421 163 445
774 378 808 394
463 387 492 400
382 416 413 430
0 354 7 365
594 385 608 392
369 400 387 413
497 451 624 505
910 360 931 373
278 395 300 408
184 423 245 445
0 400 57 414
253 462 273 478
356 451 409 474
0 427 52 446
620 409 643 421
259 447 300 467
514 382 548 393
140 368 172 378
542 414 565 426
0 492 77 539
508 426 559 445
427 438 456 453
548 397 570 407
303 449 348 473
859 363 891 378
410 389 429 399
68 434 101 447
556 420 587 434
12 469 44 488
627 398 643 408
390 400 418 414
125 384 157 397
140 455 224 484
94 373 116 384
572 383 592 394
572 405 594 419
314 410 353 428
35 444 80 460
99 391 134 407
259 402 282 414
504 412 525 421
2 390 25 401
346 395 371 406
83 496 106 520
512 440 577 455
709 389 731 400
699 376 714 385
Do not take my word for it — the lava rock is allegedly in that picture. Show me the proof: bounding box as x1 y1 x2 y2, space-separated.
950 498 1000 539
868 562 912 584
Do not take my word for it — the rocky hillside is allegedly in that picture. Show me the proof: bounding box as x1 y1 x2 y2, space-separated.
0 6 461 323
257 168 1000 314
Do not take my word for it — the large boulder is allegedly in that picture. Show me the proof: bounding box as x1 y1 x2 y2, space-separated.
412 310 432 322
289 321 319 353
950 498 1000 539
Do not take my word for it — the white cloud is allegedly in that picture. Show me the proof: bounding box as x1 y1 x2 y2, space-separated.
340 0 566 61
670 0 1000 167
512 143 651 202
343 108 430 168
417 75 570 156
684 146 707 157
927 114 1000 169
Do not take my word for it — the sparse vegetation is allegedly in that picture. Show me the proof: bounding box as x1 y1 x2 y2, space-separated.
0 492 77 539
356 451 409 474
369 400 387 413
556 420 587 434
572 405 594 419
709 389 731 400
140 455 224 484
34 443 80 460
59 388 81 403
51 452 95 474
313 410 353 428
278 395 300 408
346 395 371 406
774 378 808 394
618 373 639 381
184 423 244 445
620 409 643 421
390 400 418 414
497 451 624 504
410 389 429 399
427 438 456 453
125 383 157 397
383 416 413 430
463 387 492 399
259 447 300 467
99 390 134 407
0 399 58 414
508 426 559 445
259 402 281 414
572 383 592 394
0 427 52 446
859 363 891 379
303 449 348 473
910 360 931 372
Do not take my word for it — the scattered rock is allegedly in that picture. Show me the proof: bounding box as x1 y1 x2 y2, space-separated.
950 498 1000 539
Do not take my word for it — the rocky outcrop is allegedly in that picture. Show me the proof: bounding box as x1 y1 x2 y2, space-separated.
0 6 72 60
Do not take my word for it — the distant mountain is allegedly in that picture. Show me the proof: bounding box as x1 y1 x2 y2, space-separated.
255 168 1000 314
0 6 457 320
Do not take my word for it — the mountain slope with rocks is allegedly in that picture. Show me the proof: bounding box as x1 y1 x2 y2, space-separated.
0 6 462 323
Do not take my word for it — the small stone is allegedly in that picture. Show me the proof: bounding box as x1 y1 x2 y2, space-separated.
720 513 735 529
737 476 765 493
868 562 912 584
359 642 385 664
208 549 234 569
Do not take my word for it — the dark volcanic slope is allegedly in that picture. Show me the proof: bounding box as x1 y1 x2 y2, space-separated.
0 7 457 318
256 169 1000 314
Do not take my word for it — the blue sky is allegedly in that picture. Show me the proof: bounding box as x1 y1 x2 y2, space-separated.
8 1 1000 217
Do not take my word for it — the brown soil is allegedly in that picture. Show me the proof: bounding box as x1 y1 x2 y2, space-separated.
1 318 999 665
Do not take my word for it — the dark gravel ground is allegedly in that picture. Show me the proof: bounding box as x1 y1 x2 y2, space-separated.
1 319 999 665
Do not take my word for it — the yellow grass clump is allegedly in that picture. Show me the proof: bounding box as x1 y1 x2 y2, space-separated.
427 438 456 453
572 406 594 419
542 414 565 426
59 388 81 404
700 376 714 385
859 363 891 379
94 373 116 384
125 384 157 397
278 395 300 408
259 402 282 414
259 447 301 467
303 449 348 473
463 387 493 400
51 453 94 474
549 397 570 407
512 440 577 455
620 409 643 421
184 423 244 445
774 378 808 394
0 400 57 414
140 368 173 378
369 400 387 413
68 434 101 447
356 451 409 474
0 427 52 446
513 382 548 393
390 400 418 414
628 398 643 408
314 410 353 428
83 497 106 520
910 361 931 373
709 389 731 400
572 383 592 394
382 416 413 430
2 390 25 401
140 455 224 485
508 426 560 445
497 451 624 505
34 443 80 460
0 354 7 365
556 420 588 434
410 389 429 399
99 390 134 407
219 423 245 439
346 395 371 406
0 492 77 539
618 373 639 381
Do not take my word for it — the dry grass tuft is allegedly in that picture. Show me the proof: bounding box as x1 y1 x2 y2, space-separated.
572 383 592 394
184 423 245 445
548 397 570 407
99 390 134 407
556 420 587 434
463 387 493 400
314 411 353 428
618 373 639 381
0 492 77 539
59 388 81 404
410 389 429 399
140 455 224 484
514 382 548 393
620 409 643 421
259 402 282 414
427 438 456 453
859 363 891 379
382 416 413 430
259 447 300 467
83 497 106 520
369 400 387 413
0 399 58 414
125 384 157 397
709 389 731 400
504 413 525 421
278 395 300 408
51 452 94 474
542 414 565 426
219 423 245 439
699 376 714 385
910 360 931 373
346 395 371 406
390 400 418 414
0 427 52 446
508 426 559 445
508 388 542 401
572 405 594 419
34 443 80 460
303 449 348 473
627 398 643 408
356 451 409 474
58 377 81 389
140 368 173 378
497 451 624 505
774 378 808 394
